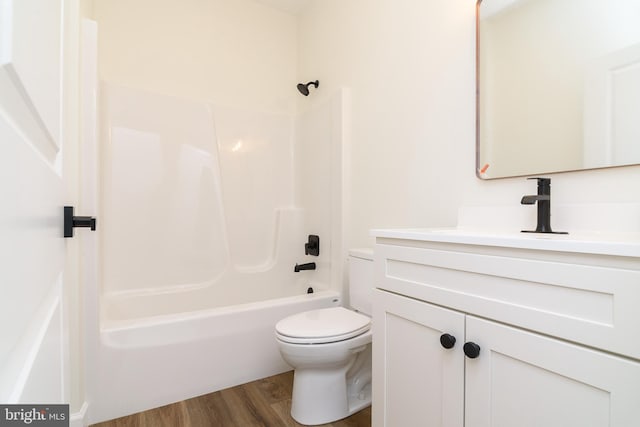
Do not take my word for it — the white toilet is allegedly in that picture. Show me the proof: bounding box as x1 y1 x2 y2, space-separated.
275 249 374 426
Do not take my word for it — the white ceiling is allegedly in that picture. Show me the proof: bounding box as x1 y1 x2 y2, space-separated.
251 0 311 15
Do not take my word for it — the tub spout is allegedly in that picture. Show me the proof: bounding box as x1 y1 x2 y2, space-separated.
294 262 316 272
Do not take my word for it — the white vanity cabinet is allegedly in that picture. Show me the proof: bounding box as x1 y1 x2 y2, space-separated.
371 230 640 427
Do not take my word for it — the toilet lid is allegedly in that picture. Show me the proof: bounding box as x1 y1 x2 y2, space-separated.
275 307 371 344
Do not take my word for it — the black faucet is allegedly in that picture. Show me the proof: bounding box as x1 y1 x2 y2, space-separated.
521 177 567 234
294 262 316 272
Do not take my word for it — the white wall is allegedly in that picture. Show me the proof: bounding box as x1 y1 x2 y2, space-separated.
93 0 298 113
298 0 640 248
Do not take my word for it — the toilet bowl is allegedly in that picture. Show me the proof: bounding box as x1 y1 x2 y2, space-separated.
275 249 374 426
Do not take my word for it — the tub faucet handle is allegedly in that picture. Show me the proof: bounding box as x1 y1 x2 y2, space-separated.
304 235 320 256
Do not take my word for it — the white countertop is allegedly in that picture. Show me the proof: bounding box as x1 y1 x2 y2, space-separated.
371 227 640 258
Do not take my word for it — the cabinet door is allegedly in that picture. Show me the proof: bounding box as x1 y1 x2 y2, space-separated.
372 289 465 427
465 316 640 427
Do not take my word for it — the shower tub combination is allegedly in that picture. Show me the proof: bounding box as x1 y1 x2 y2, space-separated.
87 82 347 423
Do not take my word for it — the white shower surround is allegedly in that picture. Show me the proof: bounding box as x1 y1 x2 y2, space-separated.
86 72 349 422
100 83 308 298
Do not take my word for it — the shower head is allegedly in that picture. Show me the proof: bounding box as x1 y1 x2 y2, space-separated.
297 80 319 96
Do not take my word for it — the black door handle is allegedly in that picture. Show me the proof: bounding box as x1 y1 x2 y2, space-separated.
64 206 97 238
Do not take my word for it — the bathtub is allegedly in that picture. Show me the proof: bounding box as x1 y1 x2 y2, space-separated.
88 288 341 424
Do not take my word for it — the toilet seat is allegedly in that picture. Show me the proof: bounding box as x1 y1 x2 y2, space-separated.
275 307 371 345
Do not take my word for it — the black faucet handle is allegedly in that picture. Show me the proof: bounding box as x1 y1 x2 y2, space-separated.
304 235 320 256
527 177 551 195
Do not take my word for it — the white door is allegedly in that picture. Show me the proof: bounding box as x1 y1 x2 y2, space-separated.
372 289 465 427
0 0 71 403
465 316 640 427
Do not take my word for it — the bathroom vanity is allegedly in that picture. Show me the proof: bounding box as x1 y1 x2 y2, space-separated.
371 228 640 427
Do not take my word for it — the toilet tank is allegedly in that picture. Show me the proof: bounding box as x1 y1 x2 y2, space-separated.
348 248 374 316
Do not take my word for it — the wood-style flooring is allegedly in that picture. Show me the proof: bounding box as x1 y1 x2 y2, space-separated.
91 371 371 427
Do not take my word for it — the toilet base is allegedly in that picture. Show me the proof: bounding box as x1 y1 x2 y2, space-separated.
290 345 372 426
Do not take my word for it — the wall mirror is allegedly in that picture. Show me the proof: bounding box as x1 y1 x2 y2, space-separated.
476 0 640 179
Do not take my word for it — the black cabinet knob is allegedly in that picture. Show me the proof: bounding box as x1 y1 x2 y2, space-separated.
463 342 481 359
439 333 456 349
